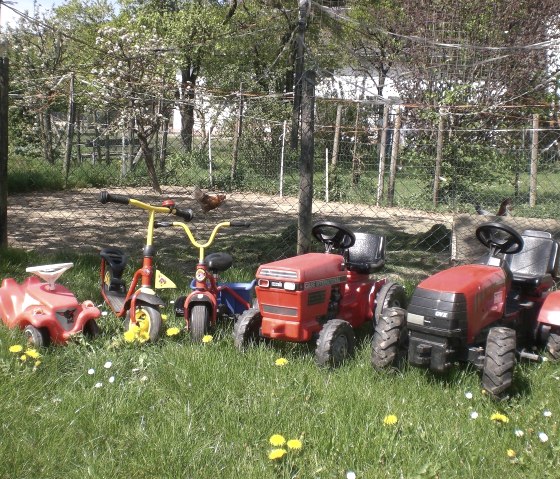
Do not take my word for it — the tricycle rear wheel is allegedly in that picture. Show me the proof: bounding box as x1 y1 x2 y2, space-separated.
315 319 356 368
23 325 49 348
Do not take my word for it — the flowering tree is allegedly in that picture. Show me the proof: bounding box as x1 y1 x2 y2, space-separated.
92 26 179 193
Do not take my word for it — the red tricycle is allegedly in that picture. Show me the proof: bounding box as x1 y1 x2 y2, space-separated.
98 191 193 342
155 219 255 342
0 262 101 346
233 221 406 367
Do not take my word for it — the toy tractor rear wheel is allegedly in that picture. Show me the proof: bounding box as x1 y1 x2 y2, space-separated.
125 303 162 343
315 319 356 368
482 327 516 398
371 307 407 369
546 332 560 360
190 304 210 342
23 325 49 348
233 308 262 350
374 282 407 324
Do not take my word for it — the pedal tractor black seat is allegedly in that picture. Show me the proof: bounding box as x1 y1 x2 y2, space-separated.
345 232 386 274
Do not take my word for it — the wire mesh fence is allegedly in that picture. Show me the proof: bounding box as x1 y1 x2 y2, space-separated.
6 86 560 282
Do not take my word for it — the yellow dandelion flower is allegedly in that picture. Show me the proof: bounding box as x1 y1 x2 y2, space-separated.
138 331 150 343
138 320 150 333
490 412 509 423
166 327 181 337
20 354 28 362
129 324 141 334
275 357 289 366
24 349 41 359
34 360 42 368
507 449 516 458
287 439 302 450
268 448 287 460
9 344 23 353
123 330 137 343
162 314 168 322
202 335 213 343
269 434 286 446
383 414 398 426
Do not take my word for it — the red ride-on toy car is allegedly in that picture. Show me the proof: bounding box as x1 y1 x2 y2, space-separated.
233 221 406 367
0 263 101 347
396 221 560 398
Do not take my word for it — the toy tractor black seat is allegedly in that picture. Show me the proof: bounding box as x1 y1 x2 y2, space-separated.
345 232 386 275
504 229 559 295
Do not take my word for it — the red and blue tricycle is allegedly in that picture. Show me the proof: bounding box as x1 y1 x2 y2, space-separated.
0 262 101 346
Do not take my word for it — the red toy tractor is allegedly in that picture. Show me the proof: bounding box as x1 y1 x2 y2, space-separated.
395 221 560 398
233 221 406 367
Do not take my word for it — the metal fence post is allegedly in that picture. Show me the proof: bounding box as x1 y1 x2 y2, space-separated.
530 113 539 207
0 57 8 248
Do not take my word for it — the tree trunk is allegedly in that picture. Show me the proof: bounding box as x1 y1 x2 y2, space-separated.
179 67 197 152
40 109 55 164
137 131 162 194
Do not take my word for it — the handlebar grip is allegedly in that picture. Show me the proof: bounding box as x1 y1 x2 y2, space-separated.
154 221 173 228
230 221 251 227
173 207 194 222
99 191 130 205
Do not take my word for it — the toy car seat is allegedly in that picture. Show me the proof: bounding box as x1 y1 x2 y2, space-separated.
345 232 385 274
504 230 559 294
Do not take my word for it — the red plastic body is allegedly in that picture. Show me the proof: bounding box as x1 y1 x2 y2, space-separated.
538 290 560 327
0 276 101 344
417 264 508 343
256 252 386 342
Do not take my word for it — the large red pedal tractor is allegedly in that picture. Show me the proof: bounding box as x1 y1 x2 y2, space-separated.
98 191 193 342
0 262 101 347
233 221 406 367
155 219 254 342
391 221 560 398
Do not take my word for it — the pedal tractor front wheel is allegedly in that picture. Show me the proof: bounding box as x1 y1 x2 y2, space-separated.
233 308 262 350
125 303 162 343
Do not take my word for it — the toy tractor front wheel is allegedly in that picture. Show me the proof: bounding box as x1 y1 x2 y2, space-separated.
315 319 356 368
374 282 407 324
23 325 49 347
371 307 407 369
233 308 262 350
482 327 516 398
125 304 162 343
190 304 210 343
546 332 560 360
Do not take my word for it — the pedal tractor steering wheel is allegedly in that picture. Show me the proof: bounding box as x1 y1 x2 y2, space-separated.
312 221 356 251
475 222 524 255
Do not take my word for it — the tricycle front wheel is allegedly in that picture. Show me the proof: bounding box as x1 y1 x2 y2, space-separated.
189 304 210 343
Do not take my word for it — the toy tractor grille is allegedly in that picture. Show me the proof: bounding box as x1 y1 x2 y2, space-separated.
259 269 298 279
262 304 298 317
56 308 77 331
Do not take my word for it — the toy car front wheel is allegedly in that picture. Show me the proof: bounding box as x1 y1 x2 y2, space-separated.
233 308 262 350
83 320 100 339
189 304 210 342
482 327 516 398
546 332 560 360
125 304 162 342
315 319 356 368
23 325 49 348
371 307 407 369
374 282 407 324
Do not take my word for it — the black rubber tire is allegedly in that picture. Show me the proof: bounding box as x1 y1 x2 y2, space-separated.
374 282 407 324
371 307 407 369
190 304 210 343
83 320 100 339
233 308 262 350
23 325 49 348
125 303 162 343
315 319 356 368
482 327 516 398
546 332 560 360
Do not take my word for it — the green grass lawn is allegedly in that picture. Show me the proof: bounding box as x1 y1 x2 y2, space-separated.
1 251 559 479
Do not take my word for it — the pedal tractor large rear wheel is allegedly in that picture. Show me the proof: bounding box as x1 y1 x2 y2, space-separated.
374 282 407 324
189 304 210 343
546 332 560 360
371 307 407 369
482 327 516 398
315 319 356 368
125 303 162 343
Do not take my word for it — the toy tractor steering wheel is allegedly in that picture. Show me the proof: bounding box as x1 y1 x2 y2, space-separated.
475 222 524 255
312 221 356 251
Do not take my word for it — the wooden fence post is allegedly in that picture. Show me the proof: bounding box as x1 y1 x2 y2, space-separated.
63 73 75 185
331 103 342 168
0 57 8 248
297 70 315 255
433 107 446 207
529 113 539 207
376 103 390 206
387 105 402 207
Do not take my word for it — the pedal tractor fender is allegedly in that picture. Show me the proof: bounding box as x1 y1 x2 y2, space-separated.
537 290 560 327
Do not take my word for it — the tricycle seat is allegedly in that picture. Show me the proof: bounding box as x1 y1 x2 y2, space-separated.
204 252 233 273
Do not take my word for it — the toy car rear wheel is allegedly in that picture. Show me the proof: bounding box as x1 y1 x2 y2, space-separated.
23 325 49 348
190 304 210 343
233 308 262 350
83 320 100 339
371 307 407 369
315 319 356 368
374 282 407 324
125 303 162 343
546 332 560 360
482 327 516 398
